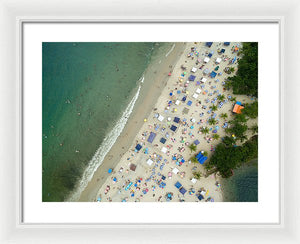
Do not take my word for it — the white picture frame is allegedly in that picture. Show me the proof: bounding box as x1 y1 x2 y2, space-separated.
0 0 299 243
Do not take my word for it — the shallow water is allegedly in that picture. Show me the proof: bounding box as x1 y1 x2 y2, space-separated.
42 42 170 201
221 159 258 202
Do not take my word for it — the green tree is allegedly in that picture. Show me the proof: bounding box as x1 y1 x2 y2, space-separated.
220 113 228 119
206 135 258 178
227 121 248 142
229 67 235 74
210 104 218 111
193 171 202 180
212 134 220 140
222 136 236 147
227 42 258 97
230 96 237 103
188 143 197 153
218 94 225 101
201 127 209 135
243 101 258 118
208 118 217 125
191 156 198 164
234 113 248 123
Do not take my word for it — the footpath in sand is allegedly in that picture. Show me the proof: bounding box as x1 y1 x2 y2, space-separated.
92 42 257 203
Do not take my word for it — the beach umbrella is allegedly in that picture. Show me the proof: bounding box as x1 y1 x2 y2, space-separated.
144 118 147 122
108 168 112 174
168 72 172 76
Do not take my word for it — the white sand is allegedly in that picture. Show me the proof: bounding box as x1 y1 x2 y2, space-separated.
91 42 257 203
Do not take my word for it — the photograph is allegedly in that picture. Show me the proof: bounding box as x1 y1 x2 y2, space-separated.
42 41 258 203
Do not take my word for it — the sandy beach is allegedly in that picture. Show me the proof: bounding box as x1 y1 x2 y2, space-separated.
78 42 257 202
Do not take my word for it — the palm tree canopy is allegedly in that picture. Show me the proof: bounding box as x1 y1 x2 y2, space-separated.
201 127 209 134
208 118 216 125
189 143 197 152
220 113 228 119
218 94 225 101
211 105 218 111
213 134 220 140
191 156 198 163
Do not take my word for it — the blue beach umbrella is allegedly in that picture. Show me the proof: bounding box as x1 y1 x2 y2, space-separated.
108 168 112 174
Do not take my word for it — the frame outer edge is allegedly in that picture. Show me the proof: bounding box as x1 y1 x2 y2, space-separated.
17 17 282 228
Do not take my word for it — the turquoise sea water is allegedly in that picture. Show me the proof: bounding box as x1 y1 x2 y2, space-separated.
42 42 164 201
221 159 258 202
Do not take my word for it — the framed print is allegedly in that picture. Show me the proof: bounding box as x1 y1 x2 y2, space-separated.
22 22 279 225
0 0 299 243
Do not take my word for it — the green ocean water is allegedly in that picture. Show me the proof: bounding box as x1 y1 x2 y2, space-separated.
221 159 258 202
42 42 166 202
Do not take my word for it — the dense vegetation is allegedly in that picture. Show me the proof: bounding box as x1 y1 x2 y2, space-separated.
203 43 259 178
243 101 258 118
205 135 258 178
226 42 258 97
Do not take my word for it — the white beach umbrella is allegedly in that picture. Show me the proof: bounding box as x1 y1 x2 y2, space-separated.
191 67 197 73
191 178 197 184
204 57 210 63
172 167 179 174
158 115 164 122
146 159 154 166
192 93 199 99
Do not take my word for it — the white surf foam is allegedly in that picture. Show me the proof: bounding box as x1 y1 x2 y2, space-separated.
165 43 176 57
68 82 142 201
140 76 144 83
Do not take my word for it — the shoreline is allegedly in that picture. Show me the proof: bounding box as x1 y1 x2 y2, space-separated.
77 42 257 203
77 43 186 201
